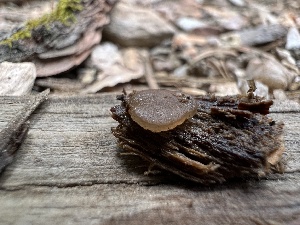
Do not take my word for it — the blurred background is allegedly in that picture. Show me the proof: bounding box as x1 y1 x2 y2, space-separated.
0 0 300 102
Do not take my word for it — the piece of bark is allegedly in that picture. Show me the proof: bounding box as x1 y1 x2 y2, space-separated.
0 0 118 77
35 77 85 92
111 90 284 184
0 89 49 173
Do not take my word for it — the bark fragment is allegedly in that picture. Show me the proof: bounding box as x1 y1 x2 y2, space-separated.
111 90 285 184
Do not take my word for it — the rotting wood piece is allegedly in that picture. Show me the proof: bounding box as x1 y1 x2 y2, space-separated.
111 90 285 184
0 89 49 173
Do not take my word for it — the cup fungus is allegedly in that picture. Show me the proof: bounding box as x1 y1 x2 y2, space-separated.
111 89 285 184
126 89 197 132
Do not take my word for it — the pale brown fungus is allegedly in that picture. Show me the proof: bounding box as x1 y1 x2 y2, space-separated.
126 89 197 132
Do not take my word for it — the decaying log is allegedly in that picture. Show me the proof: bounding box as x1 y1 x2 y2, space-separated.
0 93 299 224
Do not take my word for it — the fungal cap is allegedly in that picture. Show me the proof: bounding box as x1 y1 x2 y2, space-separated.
127 89 197 132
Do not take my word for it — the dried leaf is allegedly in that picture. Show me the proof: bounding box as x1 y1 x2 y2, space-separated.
81 44 145 93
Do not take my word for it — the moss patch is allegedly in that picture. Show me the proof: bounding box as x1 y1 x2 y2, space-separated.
0 0 83 47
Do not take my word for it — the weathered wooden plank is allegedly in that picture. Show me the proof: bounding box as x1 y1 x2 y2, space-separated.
0 94 157 188
0 93 300 225
0 178 300 225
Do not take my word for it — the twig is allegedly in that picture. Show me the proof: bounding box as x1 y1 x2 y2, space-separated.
189 49 238 66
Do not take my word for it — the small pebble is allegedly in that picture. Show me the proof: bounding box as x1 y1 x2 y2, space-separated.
285 27 300 50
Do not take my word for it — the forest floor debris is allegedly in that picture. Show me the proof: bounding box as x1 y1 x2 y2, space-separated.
0 0 299 103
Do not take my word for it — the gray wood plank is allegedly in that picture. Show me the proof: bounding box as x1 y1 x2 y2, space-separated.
0 178 300 225
0 93 299 225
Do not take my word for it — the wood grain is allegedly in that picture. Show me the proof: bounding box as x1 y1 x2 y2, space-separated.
0 93 300 225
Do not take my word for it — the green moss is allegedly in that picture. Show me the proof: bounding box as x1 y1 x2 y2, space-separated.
0 0 83 47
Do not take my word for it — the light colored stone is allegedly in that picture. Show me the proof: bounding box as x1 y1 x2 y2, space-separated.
176 17 207 32
237 79 269 99
86 42 122 71
285 27 300 50
209 82 240 96
104 2 175 47
273 89 287 101
0 62 36 96
245 58 295 93
173 65 189 77
228 0 245 7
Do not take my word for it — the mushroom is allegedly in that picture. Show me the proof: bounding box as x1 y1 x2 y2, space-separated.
126 89 197 132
